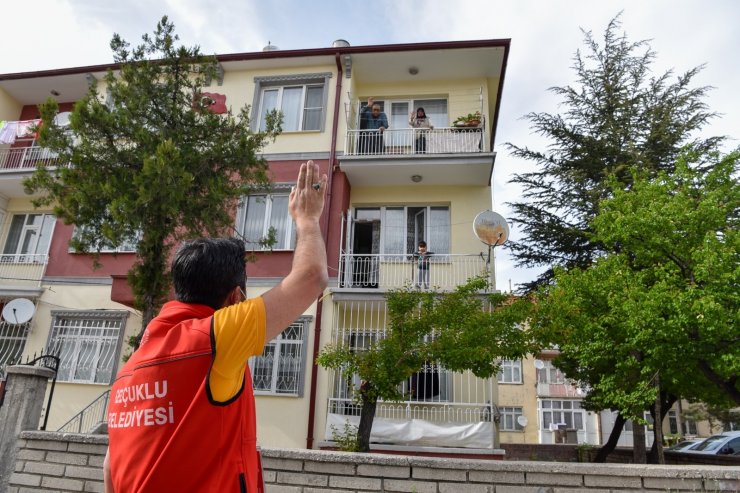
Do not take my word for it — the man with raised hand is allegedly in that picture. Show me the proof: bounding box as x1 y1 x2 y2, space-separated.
105 160 328 492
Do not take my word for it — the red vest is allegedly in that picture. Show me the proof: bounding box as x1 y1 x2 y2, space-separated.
108 302 263 492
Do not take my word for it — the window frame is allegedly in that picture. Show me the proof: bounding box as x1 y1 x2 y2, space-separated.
68 226 140 254
249 316 311 396
500 406 525 431
252 73 332 133
497 359 523 384
2 213 56 262
353 205 450 255
45 310 129 385
538 360 566 384
541 399 585 431
235 186 297 251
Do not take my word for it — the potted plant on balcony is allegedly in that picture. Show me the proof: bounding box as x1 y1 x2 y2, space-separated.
453 111 482 128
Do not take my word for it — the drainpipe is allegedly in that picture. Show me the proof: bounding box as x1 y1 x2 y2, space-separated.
305 51 343 450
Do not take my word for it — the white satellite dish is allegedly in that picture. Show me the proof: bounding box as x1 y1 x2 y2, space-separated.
2 298 36 324
473 210 509 247
517 416 528 427
534 359 545 370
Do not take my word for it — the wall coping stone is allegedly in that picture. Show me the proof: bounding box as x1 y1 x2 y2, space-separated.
17 432 740 482
20 431 109 445
5 365 55 379
260 448 740 480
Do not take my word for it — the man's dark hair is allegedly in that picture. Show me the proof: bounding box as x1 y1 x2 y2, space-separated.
418 240 427 248
171 237 247 309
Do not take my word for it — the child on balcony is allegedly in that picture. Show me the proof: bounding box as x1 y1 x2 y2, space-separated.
414 241 433 289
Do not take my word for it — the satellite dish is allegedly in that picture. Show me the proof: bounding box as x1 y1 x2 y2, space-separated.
473 210 509 247
517 416 528 427
2 298 36 324
534 359 545 370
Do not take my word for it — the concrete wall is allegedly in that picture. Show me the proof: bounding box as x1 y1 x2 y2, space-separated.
7 432 740 492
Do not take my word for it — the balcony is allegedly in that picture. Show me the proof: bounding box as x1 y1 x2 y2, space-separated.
0 146 64 172
345 127 485 157
326 304 496 449
0 254 49 288
337 253 491 291
339 128 495 187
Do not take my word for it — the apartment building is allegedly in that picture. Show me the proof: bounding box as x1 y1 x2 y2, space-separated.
0 38 513 453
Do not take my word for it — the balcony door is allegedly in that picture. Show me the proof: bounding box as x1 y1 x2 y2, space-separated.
386 101 410 149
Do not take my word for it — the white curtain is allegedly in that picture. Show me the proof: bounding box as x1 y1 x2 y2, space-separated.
281 87 303 131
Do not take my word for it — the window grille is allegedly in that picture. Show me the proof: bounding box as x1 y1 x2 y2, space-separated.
46 311 128 384
250 317 310 396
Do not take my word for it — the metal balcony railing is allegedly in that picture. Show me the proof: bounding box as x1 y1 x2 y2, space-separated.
57 390 110 434
0 146 65 171
0 254 49 287
344 127 485 157
338 253 491 291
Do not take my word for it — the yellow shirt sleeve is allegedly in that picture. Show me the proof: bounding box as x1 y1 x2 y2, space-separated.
208 297 266 403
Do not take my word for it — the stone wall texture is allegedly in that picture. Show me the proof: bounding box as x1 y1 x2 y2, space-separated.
6 431 740 492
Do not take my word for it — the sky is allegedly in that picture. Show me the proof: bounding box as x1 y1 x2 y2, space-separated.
3 0 738 291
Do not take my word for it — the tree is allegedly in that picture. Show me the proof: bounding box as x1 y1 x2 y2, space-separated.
531 150 740 462
506 14 723 292
317 277 535 452
25 17 281 340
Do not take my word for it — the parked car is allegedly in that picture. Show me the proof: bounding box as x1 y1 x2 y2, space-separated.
668 439 702 452
686 431 740 455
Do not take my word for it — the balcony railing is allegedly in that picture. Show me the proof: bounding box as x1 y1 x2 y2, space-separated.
344 127 485 157
0 254 49 287
0 146 65 172
338 253 490 291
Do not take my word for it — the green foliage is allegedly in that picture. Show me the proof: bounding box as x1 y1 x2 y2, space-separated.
24 16 281 338
531 150 740 423
317 276 536 451
505 14 723 291
329 421 361 452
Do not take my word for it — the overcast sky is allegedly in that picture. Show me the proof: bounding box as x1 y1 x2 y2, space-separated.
3 0 738 291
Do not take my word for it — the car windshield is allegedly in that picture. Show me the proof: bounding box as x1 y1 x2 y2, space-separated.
692 435 725 451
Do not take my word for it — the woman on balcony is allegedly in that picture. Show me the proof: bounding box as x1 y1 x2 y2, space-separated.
409 107 433 154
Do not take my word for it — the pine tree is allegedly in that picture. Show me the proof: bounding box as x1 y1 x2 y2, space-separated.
506 15 722 291
25 17 281 341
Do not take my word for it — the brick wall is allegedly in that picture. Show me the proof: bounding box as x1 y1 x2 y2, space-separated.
7 432 106 493
8 431 740 492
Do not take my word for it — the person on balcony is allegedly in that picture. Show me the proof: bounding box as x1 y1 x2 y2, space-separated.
414 240 433 289
104 161 328 493
409 107 433 154
358 97 388 154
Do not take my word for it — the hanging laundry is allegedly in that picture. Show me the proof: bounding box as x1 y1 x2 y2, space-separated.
16 120 40 139
0 121 18 144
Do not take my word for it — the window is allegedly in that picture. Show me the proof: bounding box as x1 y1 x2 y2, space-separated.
684 418 698 435
497 359 523 384
538 360 566 384
236 191 296 250
356 98 448 129
250 318 309 396
70 226 139 253
253 73 331 132
541 399 584 430
2 214 55 262
353 206 450 256
46 311 128 384
500 407 525 431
